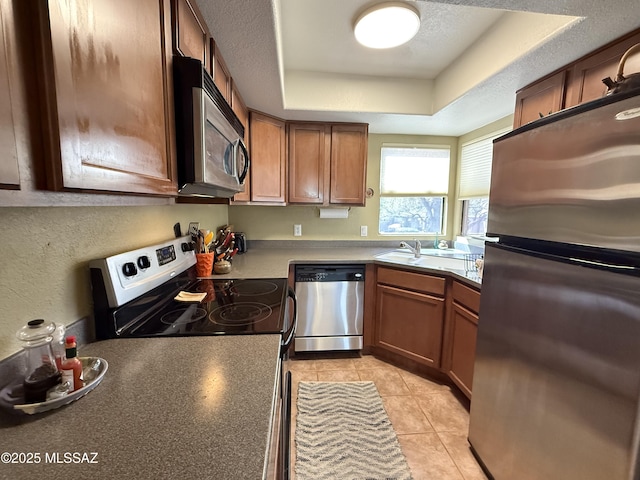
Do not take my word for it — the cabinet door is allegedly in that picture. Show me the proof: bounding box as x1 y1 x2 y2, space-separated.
565 31 640 107
447 302 478 399
231 81 250 202
35 0 177 196
249 111 286 203
0 0 20 189
375 284 444 368
330 124 367 205
513 71 566 128
288 123 330 204
172 0 209 71
211 39 231 103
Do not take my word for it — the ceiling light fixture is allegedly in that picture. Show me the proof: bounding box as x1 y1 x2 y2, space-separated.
354 2 421 49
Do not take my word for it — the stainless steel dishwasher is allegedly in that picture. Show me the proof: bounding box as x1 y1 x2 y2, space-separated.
294 265 365 352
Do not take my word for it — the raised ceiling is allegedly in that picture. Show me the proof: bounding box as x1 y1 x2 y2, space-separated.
196 0 640 136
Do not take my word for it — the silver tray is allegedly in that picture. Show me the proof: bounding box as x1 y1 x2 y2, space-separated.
0 357 108 415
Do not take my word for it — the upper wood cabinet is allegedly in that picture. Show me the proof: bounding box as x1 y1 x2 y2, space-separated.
211 39 231 104
330 124 368 205
248 111 286 203
513 71 566 127
565 30 640 107
0 0 20 190
171 0 209 72
231 80 248 130
288 123 331 204
513 28 640 128
288 122 368 206
34 0 177 196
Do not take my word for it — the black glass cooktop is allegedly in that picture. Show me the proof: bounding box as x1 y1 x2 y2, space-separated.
111 273 289 337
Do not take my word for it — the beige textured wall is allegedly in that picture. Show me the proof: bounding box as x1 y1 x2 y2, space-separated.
0 205 228 360
229 133 459 240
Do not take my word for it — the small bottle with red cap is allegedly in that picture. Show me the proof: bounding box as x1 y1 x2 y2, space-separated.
60 335 84 392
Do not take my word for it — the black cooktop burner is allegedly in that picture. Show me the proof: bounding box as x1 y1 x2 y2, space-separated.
230 281 279 296
115 275 289 337
210 303 273 326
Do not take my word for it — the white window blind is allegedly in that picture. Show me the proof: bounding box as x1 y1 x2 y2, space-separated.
458 129 509 199
380 146 450 195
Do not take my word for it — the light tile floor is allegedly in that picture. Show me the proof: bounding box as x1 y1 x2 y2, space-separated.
288 353 487 480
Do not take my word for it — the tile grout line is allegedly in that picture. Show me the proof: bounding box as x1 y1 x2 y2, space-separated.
435 430 472 480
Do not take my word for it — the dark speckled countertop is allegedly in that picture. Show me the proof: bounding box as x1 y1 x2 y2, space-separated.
0 335 281 480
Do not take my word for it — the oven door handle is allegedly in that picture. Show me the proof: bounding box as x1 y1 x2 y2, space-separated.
280 370 292 480
281 286 297 355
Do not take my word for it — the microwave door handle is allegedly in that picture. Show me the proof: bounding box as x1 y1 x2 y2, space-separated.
235 139 250 184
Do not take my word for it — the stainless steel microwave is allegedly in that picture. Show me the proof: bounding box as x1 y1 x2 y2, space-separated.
173 56 249 198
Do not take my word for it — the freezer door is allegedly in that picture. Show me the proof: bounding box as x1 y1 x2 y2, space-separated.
469 243 640 480
488 92 640 252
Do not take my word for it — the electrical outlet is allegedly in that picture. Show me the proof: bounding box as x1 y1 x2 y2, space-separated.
294 224 302 236
360 225 368 237
188 222 200 238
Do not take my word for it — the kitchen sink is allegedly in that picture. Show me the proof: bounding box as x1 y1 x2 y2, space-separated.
375 250 467 270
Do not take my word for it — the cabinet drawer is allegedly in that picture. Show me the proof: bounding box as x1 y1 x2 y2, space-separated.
452 281 480 314
377 267 445 297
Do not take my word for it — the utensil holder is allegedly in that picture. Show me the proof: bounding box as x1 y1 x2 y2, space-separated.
195 253 214 277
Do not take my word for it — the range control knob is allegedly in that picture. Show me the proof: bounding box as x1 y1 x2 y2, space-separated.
122 262 138 277
137 255 151 269
181 242 194 252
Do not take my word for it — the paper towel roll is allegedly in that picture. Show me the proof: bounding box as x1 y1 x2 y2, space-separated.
318 207 350 219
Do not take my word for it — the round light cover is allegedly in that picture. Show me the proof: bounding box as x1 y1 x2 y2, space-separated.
354 2 421 49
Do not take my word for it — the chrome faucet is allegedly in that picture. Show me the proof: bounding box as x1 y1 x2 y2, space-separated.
400 239 421 258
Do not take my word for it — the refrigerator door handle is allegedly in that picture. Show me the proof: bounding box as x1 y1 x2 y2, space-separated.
569 256 639 271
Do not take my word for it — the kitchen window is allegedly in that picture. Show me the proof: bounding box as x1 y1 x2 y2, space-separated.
458 129 510 236
378 145 451 235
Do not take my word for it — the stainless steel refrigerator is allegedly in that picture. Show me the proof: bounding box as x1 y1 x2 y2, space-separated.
468 88 640 480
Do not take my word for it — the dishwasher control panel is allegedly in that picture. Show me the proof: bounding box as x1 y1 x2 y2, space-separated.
295 265 365 282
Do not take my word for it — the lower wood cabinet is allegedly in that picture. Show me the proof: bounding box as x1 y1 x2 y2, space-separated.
374 267 446 368
372 266 481 399
443 280 480 399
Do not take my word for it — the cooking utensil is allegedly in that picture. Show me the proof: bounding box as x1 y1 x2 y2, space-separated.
602 43 640 95
204 231 214 251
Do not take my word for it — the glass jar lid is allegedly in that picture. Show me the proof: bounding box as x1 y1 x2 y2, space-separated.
16 319 57 343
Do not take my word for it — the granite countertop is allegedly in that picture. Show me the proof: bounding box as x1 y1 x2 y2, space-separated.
0 335 281 480
201 246 482 288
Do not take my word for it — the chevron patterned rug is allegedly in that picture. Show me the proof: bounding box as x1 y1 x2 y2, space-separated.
295 381 412 480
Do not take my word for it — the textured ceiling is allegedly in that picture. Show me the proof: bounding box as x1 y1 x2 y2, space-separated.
195 0 640 136
281 1 504 79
